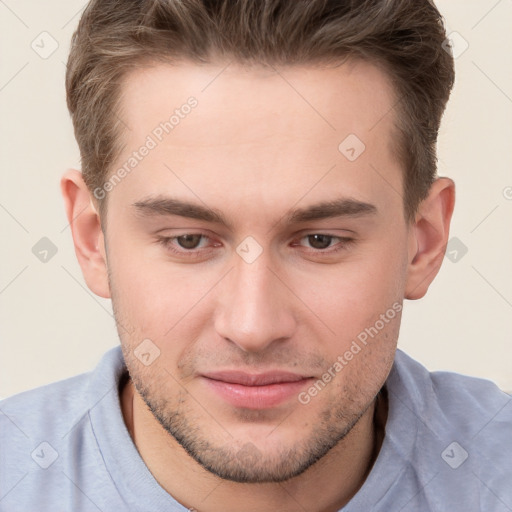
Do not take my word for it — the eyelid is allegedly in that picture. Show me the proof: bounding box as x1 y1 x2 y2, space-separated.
158 233 217 246
293 234 355 251
155 232 355 263
155 234 218 260
292 227 357 237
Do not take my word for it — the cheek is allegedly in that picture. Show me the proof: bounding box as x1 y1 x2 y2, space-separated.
311 302 402 414
108 248 167 338
108 247 215 365
108 234 183 305
298 241 406 339
291 240 406 401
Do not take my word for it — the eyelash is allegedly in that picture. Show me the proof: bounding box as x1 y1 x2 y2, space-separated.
155 233 355 258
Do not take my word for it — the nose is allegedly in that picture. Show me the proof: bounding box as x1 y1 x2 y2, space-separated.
214 251 297 353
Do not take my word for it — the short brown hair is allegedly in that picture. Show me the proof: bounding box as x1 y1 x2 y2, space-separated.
66 0 454 221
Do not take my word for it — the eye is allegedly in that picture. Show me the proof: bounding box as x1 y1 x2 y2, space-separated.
305 234 336 250
291 233 355 256
155 233 217 257
175 234 204 249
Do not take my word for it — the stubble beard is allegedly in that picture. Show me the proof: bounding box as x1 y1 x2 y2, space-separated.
123 346 374 484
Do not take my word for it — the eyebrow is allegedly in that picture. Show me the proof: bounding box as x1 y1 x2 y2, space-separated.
133 196 233 228
132 195 377 228
287 198 377 223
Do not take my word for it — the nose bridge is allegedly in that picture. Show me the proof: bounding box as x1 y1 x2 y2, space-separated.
214 249 295 353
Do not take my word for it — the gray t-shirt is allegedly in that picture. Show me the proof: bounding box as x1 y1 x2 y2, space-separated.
1 346 511 511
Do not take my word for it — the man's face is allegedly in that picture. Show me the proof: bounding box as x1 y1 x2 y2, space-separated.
104 59 409 482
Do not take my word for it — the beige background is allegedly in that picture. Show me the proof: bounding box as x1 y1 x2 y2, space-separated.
1 0 511 398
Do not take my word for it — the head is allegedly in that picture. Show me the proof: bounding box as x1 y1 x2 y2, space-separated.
62 0 455 483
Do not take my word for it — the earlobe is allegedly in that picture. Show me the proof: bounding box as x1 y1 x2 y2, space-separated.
60 169 111 298
405 177 455 300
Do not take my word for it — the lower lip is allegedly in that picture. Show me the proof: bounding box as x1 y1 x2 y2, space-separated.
203 377 312 409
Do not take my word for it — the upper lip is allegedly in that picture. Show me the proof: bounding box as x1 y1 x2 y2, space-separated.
201 371 310 386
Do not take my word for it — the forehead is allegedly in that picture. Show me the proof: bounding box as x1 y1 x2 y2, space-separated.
119 58 398 142
108 59 403 219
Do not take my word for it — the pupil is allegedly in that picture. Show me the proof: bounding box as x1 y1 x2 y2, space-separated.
309 234 331 249
178 234 201 249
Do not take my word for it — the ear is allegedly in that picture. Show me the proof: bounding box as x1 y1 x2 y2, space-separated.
405 177 455 300
60 169 110 298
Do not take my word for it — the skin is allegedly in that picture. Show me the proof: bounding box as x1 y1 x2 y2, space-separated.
61 59 455 512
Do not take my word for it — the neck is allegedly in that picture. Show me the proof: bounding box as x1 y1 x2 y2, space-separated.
121 377 386 512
